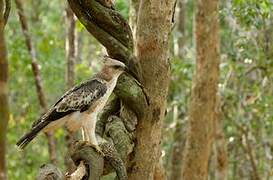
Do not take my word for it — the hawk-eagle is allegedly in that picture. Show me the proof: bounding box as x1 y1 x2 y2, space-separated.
16 57 127 153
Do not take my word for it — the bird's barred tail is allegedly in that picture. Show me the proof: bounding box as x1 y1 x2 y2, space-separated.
16 121 49 149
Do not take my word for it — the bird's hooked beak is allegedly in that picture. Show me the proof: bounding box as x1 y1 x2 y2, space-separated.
103 56 139 79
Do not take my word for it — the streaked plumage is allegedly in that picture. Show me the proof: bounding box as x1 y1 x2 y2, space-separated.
17 57 126 152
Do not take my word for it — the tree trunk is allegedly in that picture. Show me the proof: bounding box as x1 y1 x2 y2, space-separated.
15 0 57 165
169 1 187 177
65 5 76 89
64 4 77 173
153 158 166 180
0 1 9 179
30 0 41 22
181 0 220 179
175 0 186 59
169 115 187 180
214 96 228 180
128 0 175 179
129 0 139 39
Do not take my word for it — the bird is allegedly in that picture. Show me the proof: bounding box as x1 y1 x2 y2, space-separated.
16 57 127 153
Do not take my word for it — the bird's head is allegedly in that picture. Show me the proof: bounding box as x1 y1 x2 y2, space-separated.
103 56 128 74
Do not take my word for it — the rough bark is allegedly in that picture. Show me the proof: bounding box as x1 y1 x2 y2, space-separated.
15 0 57 165
36 164 64 180
0 1 10 179
128 0 175 179
153 158 166 180
175 0 186 58
181 0 220 179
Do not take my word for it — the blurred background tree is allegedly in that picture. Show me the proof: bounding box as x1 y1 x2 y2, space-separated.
1 0 272 179
0 1 10 180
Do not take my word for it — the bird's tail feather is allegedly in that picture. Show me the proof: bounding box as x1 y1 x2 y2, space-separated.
16 121 49 149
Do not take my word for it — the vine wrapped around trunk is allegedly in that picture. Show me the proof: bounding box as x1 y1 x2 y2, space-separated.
37 0 148 179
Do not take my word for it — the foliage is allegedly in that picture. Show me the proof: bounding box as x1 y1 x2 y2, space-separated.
3 0 273 179
165 0 273 179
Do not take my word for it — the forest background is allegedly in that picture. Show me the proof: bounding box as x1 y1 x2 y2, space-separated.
0 0 272 179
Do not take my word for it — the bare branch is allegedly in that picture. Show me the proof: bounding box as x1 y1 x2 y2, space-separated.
15 0 57 164
66 161 86 180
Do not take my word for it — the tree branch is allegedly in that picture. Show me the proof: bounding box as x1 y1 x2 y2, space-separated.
81 0 134 51
66 161 86 180
68 0 131 63
36 164 64 180
68 0 142 79
15 0 58 165
36 0 149 179
37 138 129 180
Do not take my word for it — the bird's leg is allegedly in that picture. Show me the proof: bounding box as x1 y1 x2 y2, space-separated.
82 116 104 156
89 119 104 156
81 127 89 141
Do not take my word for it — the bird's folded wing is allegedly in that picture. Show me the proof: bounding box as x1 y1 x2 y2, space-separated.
56 80 107 112
32 79 107 127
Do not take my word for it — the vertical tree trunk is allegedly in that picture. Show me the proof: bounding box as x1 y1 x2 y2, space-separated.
0 1 10 179
30 0 41 22
15 0 57 165
214 96 228 180
169 115 187 180
238 126 260 180
153 158 166 180
128 0 175 179
181 0 220 179
175 0 186 58
65 5 76 89
64 4 77 173
169 1 187 177
129 0 139 39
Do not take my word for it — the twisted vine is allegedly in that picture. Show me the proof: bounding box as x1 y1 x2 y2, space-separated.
37 0 148 179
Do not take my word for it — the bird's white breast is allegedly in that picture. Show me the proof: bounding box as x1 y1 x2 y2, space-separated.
89 76 118 113
43 75 119 133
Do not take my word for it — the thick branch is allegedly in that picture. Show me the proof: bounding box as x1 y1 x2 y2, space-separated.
115 73 147 118
37 138 129 180
100 140 128 180
82 0 133 51
96 95 120 136
68 0 132 63
104 116 134 161
70 142 104 180
36 164 64 180
68 0 142 77
66 161 86 180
